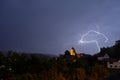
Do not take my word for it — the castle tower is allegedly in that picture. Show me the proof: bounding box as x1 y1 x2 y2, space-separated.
70 47 76 56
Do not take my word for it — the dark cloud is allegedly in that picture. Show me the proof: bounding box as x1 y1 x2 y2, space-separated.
0 0 120 54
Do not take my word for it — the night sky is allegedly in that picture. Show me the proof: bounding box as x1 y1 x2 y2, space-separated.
0 0 120 55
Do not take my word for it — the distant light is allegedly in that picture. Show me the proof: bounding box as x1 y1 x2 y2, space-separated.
9 67 12 71
0 65 5 69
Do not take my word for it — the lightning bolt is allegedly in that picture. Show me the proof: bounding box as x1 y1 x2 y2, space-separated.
79 30 108 52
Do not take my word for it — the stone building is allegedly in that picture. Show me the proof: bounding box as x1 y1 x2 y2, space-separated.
70 47 76 56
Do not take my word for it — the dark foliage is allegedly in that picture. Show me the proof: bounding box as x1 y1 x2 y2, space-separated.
0 40 120 80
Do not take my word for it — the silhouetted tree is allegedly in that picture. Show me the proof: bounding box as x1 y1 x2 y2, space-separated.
64 50 70 56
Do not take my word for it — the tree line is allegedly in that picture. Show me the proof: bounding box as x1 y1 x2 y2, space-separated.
0 40 120 80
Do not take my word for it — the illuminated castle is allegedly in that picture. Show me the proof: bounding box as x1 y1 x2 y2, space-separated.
70 47 76 56
70 47 81 58
63 47 81 62
64 47 81 58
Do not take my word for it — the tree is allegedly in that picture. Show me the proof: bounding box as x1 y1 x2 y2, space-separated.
90 64 109 80
67 68 86 80
75 68 86 80
64 50 70 56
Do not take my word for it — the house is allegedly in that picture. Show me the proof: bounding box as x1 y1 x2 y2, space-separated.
98 53 109 61
107 59 120 69
97 53 120 69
